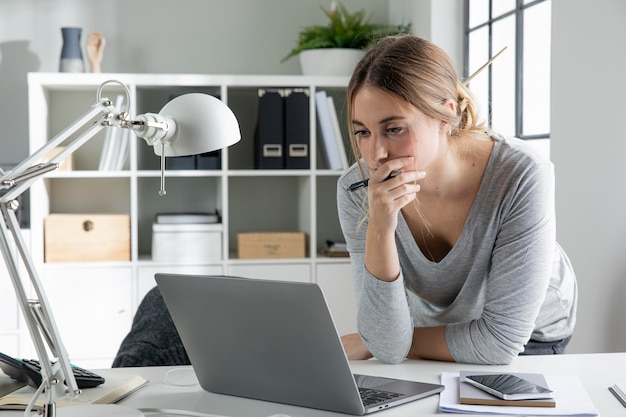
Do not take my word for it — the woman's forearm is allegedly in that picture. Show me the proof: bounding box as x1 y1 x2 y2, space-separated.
343 326 455 363
407 326 455 362
364 223 401 282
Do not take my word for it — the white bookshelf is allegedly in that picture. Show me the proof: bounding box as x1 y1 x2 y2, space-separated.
16 73 357 367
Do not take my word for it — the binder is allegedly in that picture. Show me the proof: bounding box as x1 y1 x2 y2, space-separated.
255 88 285 169
284 88 310 169
196 150 221 170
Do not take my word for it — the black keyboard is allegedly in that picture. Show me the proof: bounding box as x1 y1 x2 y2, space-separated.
0 352 105 389
359 387 403 406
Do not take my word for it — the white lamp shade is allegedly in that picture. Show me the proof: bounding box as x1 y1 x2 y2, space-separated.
149 93 241 157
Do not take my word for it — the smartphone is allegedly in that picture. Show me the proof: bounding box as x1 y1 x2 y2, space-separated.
464 373 553 400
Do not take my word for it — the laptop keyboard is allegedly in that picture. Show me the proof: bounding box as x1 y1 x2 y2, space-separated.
359 387 404 406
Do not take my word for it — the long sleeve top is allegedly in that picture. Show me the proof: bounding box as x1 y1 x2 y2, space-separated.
337 135 577 365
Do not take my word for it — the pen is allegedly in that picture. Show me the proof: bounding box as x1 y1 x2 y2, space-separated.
347 171 403 192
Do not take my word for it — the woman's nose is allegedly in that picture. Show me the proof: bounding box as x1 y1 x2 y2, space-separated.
368 134 388 162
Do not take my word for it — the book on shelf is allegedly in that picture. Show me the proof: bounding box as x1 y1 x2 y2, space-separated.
315 90 344 170
0 370 147 410
154 211 221 224
326 95 349 170
458 370 556 408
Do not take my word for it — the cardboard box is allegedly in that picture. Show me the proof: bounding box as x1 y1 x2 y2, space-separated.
42 146 73 171
238 232 306 259
44 214 130 262
152 223 222 262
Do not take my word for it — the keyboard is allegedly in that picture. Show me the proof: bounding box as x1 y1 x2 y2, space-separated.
0 352 105 389
359 387 404 406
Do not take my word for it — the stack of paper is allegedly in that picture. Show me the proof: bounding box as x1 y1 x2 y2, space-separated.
323 240 349 257
439 372 599 416
154 211 221 224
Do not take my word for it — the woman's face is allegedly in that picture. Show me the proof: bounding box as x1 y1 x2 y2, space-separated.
352 86 446 174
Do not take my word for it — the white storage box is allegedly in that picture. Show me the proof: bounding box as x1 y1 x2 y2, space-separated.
152 223 222 263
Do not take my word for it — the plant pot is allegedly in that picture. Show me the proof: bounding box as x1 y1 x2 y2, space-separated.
298 48 365 77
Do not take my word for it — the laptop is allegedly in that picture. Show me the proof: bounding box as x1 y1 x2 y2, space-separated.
155 273 444 415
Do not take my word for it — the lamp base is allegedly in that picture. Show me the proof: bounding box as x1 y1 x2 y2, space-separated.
57 404 144 417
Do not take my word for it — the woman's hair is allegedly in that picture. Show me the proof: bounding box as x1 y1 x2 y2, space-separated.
346 35 486 173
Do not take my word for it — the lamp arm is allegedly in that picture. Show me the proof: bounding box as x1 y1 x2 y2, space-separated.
1 98 113 180
0 79 240 417
0 92 124 416
0 99 114 203
0 205 79 409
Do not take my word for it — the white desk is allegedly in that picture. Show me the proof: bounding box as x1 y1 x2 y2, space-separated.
4 353 626 416
108 352 625 416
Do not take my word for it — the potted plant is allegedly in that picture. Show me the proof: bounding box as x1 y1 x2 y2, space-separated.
282 1 411 76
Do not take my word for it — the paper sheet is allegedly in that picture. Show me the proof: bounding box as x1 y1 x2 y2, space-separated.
439 372 599 416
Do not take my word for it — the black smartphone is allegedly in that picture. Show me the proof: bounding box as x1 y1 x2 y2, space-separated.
464 373 553 400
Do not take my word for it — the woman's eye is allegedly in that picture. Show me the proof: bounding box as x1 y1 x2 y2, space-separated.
353 129 369 137
386 126 404 135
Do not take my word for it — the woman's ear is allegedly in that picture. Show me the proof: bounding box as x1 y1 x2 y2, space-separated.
441 98 457 115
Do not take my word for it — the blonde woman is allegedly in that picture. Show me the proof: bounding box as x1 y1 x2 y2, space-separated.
337 35 577 365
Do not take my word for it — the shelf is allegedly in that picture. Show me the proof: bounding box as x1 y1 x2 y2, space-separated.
23 72 357 366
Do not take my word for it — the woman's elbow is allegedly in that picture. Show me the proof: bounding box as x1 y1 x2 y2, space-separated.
376 352 407 365
365 340 411 365
470 343 521 365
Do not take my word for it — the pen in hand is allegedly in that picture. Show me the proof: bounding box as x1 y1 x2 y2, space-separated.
347 171 403 192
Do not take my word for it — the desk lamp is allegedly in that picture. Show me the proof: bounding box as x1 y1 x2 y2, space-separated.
0 80 241 417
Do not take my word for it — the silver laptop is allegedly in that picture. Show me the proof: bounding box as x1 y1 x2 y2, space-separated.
155 273 444 415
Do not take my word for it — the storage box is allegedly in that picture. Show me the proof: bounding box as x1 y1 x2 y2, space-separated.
42 146 73 171
152 223 222 262
44 214 130 262
237 232 306 259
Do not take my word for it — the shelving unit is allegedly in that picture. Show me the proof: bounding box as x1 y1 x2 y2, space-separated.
16 73 357 367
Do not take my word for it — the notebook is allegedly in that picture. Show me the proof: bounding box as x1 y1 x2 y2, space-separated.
155 273 444 415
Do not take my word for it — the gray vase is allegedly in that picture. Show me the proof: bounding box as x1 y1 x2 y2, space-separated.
59 27 84 72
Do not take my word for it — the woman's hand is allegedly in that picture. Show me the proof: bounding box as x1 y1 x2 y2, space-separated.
341 333 374 360
364 158 425 282
367 158 424 232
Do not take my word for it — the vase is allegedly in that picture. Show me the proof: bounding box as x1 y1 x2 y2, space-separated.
59 27 85 73
298 48 365 77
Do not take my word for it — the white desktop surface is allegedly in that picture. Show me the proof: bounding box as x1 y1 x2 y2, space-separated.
4 353 626 416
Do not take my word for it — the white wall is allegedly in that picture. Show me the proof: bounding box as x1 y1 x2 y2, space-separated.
551 0 626 353
0 0 466 167
389 0 464 75
0 0 392 165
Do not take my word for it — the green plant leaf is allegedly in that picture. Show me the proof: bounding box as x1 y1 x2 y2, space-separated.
281 1 411 63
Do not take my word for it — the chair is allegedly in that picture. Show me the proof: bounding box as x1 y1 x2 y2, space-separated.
112 286 190 367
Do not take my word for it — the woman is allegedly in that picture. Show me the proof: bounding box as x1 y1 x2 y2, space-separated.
337 35 577 365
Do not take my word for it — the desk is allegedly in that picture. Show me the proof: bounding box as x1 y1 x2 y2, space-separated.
5 353 626 416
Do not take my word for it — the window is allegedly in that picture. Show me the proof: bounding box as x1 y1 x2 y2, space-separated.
465 0 551 141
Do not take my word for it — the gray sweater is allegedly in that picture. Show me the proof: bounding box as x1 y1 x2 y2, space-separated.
337 136 577 365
